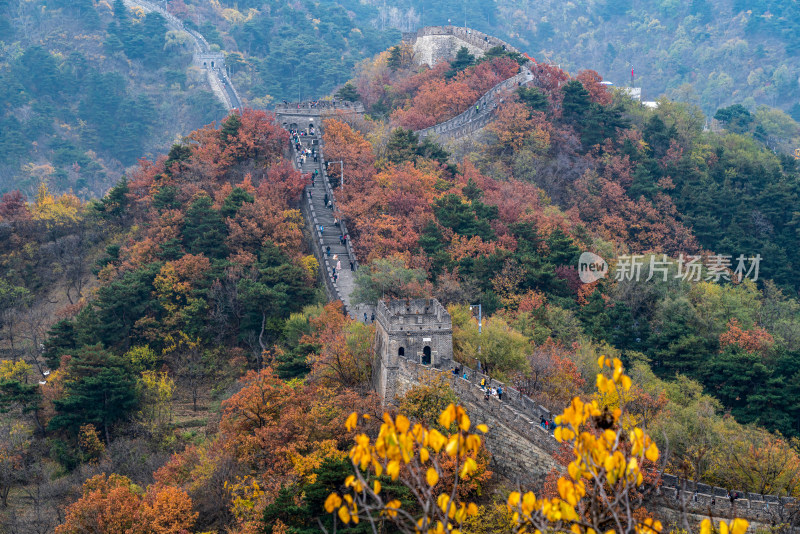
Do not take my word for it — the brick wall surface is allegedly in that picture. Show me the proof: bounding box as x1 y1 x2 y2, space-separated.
390 359 559 486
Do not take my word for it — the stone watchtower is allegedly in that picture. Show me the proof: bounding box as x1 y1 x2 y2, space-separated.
372 298 453 402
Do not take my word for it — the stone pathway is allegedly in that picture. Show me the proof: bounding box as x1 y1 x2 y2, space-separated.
291 130 364 319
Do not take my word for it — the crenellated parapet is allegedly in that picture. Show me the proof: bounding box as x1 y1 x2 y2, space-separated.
274 101 365 131
377 354 798 521
403 25 540 143
373 299 454 402
415 66 534 141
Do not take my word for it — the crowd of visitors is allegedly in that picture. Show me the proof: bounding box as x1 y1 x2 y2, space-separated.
448 366 557 431
289 127 317 167
289 115 361 315
280 99 355 109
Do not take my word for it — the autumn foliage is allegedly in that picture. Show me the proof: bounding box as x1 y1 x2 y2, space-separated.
719 318 774 356
329 359 750 534
56 474 197 534
152 367 380 532
392 57 520 129
12 28 800 534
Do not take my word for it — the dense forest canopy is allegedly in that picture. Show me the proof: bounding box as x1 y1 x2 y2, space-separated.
0 0 405 197
7 0 799 197
166 0 400 105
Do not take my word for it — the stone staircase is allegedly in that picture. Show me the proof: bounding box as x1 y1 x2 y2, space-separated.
289 129 361 318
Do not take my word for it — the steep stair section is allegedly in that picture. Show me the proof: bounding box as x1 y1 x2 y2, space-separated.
286 124 360 318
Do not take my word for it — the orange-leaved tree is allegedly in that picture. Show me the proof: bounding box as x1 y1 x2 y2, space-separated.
304 301 375 389
719 318 774 357
55 473 197 534
326 358 750 534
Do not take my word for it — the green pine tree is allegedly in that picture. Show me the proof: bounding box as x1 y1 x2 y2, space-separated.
220 187 255 219
182 195 228 259
517 86 548 113
49 344 138 444
334 82 359 102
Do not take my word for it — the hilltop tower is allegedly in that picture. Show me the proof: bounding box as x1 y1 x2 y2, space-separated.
372 298 453 402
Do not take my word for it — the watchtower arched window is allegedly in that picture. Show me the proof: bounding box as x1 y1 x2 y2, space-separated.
398 347 404 357
422 346 432 365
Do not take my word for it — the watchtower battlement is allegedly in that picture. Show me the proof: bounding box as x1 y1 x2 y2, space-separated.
372 298 453 402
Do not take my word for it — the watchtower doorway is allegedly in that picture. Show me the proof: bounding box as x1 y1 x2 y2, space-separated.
422 346 431 365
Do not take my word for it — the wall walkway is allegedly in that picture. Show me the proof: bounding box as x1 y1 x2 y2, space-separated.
415 67 534 141
283 121 360 318
388 356 797 522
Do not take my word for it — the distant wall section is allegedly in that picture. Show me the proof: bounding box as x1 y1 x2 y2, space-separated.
404 25 522 67
412 34 485 67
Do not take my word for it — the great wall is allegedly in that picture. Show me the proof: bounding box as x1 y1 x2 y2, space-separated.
125 0 242 110
122 9 798 525
406 26 535 141
367 299 797 526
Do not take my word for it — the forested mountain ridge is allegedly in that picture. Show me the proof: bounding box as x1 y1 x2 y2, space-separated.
162 0 400 107
0 109 330 532
0 0 404 197
329 39 800 469
6 0 799 196
0 0 230 197
357 0 800 121
2 9 800 534
494 0 800 117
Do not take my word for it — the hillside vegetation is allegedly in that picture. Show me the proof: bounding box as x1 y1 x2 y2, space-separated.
361 0 800 120
329 45 800 485
0 0 406 197
167 0 400 106
1 16 800 534
0 0 229 196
